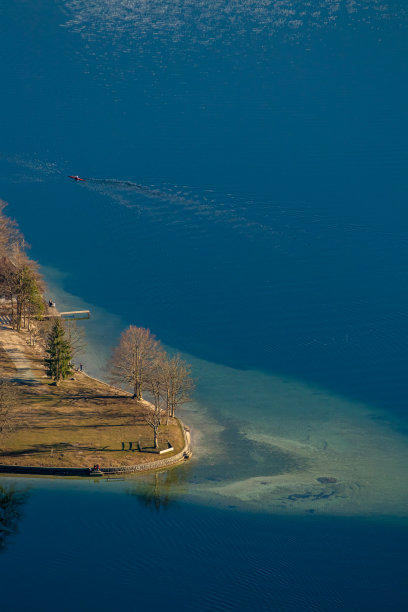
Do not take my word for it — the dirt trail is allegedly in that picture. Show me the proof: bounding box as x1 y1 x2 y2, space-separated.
0 325 40 384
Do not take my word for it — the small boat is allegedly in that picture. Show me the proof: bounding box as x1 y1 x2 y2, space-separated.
68 175 85 182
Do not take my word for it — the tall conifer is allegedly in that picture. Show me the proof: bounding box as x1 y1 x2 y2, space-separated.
44 319 72 383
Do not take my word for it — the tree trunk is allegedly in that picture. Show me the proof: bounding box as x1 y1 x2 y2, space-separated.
166 392 170 425
15 297 21 332
133 381 142 400
10 295 15 328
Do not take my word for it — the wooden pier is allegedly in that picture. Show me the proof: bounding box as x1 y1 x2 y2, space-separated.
43 310 90 320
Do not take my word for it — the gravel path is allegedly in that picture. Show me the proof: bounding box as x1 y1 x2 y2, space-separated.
0 324 40 384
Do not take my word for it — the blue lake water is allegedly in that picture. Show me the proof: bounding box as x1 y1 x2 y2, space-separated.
1 0 408 609
1 479 408 612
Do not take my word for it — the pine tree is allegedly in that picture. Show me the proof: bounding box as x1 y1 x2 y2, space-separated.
44 319 72 384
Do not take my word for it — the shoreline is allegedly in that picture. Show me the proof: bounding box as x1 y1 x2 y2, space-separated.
2 279 408 515
0 421 191 478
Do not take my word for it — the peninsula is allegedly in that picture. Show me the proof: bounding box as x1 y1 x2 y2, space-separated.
0 320 191 476
0 200 192 476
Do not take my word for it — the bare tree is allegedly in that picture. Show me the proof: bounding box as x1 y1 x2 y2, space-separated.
63 320 86 361
0 245 45 332
27 320 41 347
109 326 162 399
145 352 167 408
142 404 164 450
0 200 21 259
0 202 46 332
0 380 18 446
13 249 45 332
36 317 54 349
161 354 195 421
0 257 17 320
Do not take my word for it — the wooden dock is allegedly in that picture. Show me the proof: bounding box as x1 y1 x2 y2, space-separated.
43 309 90 320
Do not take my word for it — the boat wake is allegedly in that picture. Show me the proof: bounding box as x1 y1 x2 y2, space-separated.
82 176 200 207
2 155 406 249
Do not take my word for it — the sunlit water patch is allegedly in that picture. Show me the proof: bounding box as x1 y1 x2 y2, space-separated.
61 0 402 49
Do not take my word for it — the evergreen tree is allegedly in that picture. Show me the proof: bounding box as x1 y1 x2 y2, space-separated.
44 319 72 384
17 264 45 331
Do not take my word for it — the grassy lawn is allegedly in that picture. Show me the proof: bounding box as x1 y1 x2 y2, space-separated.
0 341 185 468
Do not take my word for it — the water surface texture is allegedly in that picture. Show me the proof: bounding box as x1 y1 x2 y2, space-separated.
1 0 408 609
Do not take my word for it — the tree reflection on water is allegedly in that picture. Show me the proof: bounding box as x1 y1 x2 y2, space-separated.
127 466 190 511
0 483 28 552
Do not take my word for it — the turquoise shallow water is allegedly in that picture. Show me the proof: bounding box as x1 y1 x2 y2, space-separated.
1 0 408 609
42 275 408 518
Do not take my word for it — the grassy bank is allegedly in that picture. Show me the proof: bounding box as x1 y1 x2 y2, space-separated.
0 328 185 469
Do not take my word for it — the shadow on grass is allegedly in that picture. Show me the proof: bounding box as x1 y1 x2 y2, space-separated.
58 388 131 401
27 422 131 430
1 442 95 457
9 378 41 387
1 439 177 457
0 442 120 457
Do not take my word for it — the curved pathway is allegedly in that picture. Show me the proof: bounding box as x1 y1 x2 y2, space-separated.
0 324 40 385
